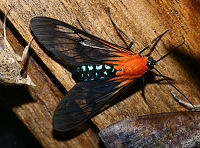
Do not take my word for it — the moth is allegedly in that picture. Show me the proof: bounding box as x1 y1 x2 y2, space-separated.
30 15 193 131
0 11 35 86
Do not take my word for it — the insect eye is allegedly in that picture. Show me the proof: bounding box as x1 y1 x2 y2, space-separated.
20 70 27 78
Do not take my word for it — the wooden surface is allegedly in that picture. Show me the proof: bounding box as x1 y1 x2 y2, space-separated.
0 0 200 147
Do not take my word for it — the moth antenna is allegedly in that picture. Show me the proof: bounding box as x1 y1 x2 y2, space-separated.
154 67 195 109
138 29 169 54
155 51 172 63
168 85 193 109
155 40 185 63
152 37 193 107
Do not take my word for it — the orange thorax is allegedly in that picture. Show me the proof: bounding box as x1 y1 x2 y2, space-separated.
109 54 148 79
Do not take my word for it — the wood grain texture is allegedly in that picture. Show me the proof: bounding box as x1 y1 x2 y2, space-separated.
0 0 200 147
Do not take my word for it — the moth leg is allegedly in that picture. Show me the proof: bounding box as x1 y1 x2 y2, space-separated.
141 76 152 109
15 37 33 62
168 85 199 111
137 29 169 54
77 19 90 34
153 72 175 82
108 8 133 50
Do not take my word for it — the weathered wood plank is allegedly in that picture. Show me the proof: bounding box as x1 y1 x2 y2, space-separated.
0 0 200 147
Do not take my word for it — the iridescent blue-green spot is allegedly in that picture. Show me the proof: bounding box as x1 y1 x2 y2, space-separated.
96 65 103 70
88 65 93 71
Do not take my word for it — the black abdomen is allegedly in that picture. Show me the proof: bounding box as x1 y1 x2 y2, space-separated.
72 64 117 82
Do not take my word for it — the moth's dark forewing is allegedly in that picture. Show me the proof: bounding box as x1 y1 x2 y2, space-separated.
30 17 126 66
53 80 129 131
